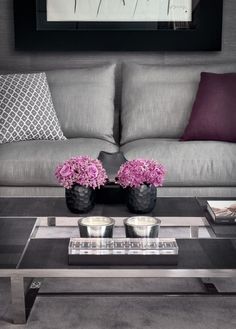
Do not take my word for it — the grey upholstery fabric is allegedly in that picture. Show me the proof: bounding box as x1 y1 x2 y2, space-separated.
46 64 116 142
1 63 236 197
121 63 236 144
121 139 236 187
0 138 118 186
1 186 236 197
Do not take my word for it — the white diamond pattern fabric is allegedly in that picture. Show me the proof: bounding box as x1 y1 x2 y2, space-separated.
0 72 66 144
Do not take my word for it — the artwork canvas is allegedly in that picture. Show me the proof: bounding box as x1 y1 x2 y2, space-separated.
47 0 192 22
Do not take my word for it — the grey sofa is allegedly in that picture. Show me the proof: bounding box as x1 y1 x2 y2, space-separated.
0 63 236 197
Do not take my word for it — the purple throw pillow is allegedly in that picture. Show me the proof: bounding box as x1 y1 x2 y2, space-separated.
181 72 236 142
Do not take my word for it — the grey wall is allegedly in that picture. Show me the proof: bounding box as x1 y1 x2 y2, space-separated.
0 0 236 74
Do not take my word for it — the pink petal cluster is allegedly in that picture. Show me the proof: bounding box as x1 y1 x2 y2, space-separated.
55 156 108 189
116 159 166 188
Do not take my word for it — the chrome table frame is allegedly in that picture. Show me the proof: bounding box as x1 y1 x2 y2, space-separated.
1 215 236 324
1 267 236 324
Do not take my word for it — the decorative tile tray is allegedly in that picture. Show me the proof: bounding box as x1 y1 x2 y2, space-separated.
68 238 178 266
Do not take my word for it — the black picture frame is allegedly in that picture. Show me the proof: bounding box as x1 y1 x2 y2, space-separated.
14 0 223 51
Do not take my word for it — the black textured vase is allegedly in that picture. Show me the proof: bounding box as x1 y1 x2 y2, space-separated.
126 184 157 214
65 184 95 213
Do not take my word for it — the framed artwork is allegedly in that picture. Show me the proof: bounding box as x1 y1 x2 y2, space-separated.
46 0 192 23
14 0 223 51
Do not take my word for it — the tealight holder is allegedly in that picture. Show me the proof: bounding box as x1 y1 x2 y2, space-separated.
78 216 115 238
124 216 161 238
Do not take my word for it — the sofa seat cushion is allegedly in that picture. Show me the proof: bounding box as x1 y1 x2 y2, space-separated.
120 139 236 187
0 138 118 186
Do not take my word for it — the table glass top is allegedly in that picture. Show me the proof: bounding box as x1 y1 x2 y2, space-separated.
1 197 236 270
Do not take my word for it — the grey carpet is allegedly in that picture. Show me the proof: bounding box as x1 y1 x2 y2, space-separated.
24 295 236 329
39 278 206 293
211 278 236 292
1 277 236 328
0 320 25 329
0 278 10 318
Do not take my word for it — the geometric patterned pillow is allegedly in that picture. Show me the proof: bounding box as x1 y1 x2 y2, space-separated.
0 72 66 144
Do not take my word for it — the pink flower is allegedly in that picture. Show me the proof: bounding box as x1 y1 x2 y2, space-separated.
87 164 99 180
116 159 166 188
59 164 73 177
55 156 108 189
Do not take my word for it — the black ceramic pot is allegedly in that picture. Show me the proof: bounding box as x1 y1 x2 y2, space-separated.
126 184 157 214
96 151 127 204
97 151 127 182
65 184 95 213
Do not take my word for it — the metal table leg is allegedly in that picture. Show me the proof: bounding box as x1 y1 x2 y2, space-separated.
190 226 199 238
10 276 26 324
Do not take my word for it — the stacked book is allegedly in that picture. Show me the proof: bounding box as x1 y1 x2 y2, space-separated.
207 200 236 224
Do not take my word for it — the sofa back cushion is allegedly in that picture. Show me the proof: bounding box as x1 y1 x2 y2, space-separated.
46 64 116 143
121 63 236 145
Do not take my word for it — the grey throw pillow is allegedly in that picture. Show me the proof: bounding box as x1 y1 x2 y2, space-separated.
0 72 66 144
46 64 116 143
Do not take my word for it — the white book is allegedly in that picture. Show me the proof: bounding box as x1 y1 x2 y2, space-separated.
207 200 236 224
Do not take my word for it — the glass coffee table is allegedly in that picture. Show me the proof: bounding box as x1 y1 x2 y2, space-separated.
0 197 236 324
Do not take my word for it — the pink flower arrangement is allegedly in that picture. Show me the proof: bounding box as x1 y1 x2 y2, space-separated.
116 159 166 188
55 156 108 189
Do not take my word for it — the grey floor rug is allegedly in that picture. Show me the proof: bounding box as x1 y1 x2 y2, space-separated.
39 277 206 293
1 277 236 329
24 295 236 329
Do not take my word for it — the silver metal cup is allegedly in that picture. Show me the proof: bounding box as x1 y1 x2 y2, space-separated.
78 216 115 238
124 216 161 238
